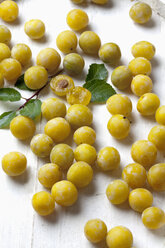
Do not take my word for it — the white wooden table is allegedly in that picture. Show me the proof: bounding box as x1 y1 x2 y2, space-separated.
0 0 165 247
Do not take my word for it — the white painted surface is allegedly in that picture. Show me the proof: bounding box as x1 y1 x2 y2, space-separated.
0 0 165 248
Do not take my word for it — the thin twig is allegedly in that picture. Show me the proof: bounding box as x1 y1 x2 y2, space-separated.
17 69 64 111
21 96 27 100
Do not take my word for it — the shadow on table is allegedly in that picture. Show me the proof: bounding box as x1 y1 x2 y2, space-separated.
79 178 97 196
91 0 114 10
149 224 165 237
151 56 160 69
89 240 107 248
114 131 135 147
4 17 22 27
139 114 156 125
30 34 50 44
135 18 157 29
70 0 114 9
7 167 31 185
39 205 61 224
94 164 123 180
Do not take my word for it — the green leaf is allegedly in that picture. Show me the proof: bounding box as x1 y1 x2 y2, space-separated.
84 63 116 103
15 74 34 91
83 80 116 103
0 111 17 128
0 88 21 102
86 64 108 83
20 99 42 120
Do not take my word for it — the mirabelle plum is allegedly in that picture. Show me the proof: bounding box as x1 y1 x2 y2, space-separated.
44 117 71 142
92 0 108 5
131 41 155 60
131 140 157 168
129 2 152 24
74 144 97 165
10 116 35 140
73 126 96 145
66 104 93 128
148 125 165 150
36 48 61 73
11 43 32 66
106 94 132 116
128 57 151 76
0 0 19 22
63 53 84 75
66 9 89 31
71 0 84 3
0 58 21 81
129 188 153 212
30 134 54 158
41 98 66 120
142 207 165 229
24 66 48 90
66 86 91 105
84 219 107 243
0 73 4 88
147 163 165 191
50 144 74 171
106 180 129 205
107 114 130 139
99 43 121 64
79 31 101 55
67 161 93 188
0 25 11 44
56 30 77 54
51 180 78 207
106 226 133 248
111 66 133 90
38 163 62 188
137 93 160 116
50 74 75 96
122 163 147 189
97 147 120 171
155 106 165 125
0 43 11 62
131 75 153 96
24 19 45 39
2 151 27 176
32 191 55 216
